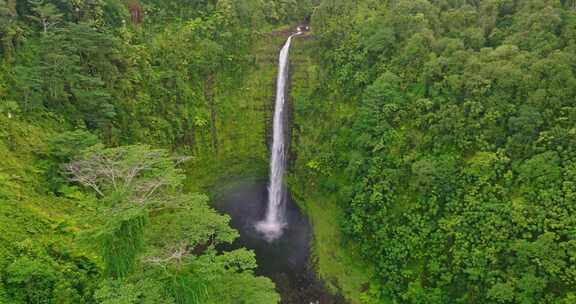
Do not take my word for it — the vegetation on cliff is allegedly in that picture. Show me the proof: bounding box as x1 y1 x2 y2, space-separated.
290 0 576 303
3 0 576 303
0 0 312 303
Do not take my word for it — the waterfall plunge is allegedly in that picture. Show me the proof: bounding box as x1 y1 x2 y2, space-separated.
256 31 301 242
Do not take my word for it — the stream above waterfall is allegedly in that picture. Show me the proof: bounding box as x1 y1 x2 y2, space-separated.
214 181 345 304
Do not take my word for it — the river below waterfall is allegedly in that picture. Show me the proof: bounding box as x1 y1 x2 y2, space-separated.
214 181 346 304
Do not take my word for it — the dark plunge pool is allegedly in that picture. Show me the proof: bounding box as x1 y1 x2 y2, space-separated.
214 181 345 304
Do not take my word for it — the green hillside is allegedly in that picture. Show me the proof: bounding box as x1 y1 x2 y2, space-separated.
2 0 576 303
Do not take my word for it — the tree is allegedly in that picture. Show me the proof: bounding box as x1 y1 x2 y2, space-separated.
28 0 63 33
0 0 22 60
64 145 187 203
64 145 279 302
64 145 189 277
0 0 11 17
94 279 175 304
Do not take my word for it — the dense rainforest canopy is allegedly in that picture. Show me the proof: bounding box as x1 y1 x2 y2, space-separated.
290 0 576 303
0 0 313 303
2 0 576 303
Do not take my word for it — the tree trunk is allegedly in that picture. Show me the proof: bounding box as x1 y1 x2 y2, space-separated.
423 77 430 98
6 0 16 16
184 117 197 154
205 73 218 154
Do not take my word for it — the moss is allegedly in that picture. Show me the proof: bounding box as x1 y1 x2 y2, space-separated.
292 189 375 303
184 31 289 193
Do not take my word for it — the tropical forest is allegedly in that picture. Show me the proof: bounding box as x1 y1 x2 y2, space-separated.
1 0 576 303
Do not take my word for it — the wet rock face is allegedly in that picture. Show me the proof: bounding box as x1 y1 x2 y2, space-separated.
297 24 311 32
215 182 346 304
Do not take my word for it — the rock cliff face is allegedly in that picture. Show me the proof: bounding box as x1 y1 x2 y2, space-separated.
183 32 285 191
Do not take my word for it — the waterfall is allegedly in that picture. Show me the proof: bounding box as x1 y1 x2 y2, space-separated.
256 30 301 242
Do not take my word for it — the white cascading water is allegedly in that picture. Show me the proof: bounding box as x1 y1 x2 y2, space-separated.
256 29 302 242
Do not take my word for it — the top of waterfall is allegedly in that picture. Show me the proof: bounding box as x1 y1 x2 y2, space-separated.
296 25 309 33
297 24 310 31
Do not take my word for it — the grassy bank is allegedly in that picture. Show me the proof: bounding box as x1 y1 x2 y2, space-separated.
291 189 375 303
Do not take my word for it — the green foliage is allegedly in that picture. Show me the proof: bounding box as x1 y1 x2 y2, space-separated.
27 0 63 33
62 144 277 301
95 280 142 304
65 144 186 200
145 194 238 255
3 239 99 304
0 0 304 301
6 256 59 303
94 278 175 304
99 209 147 278
165 249 279 304
47 130 100 161
290 0 576 302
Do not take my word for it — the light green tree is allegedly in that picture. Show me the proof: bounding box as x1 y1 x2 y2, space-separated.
65 145 279 302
